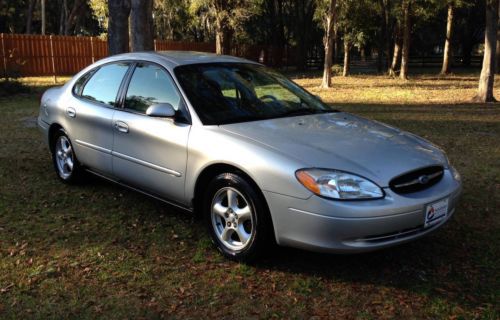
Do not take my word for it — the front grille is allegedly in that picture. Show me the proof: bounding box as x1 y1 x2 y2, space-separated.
389 165 444 194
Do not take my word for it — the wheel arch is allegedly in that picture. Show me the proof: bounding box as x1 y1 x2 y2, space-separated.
193 163 275 230
48 123 64 152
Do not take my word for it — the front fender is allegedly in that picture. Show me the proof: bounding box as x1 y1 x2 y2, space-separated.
185 125 312 203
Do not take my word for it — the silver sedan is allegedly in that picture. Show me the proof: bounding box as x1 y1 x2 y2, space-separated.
38 52 462 261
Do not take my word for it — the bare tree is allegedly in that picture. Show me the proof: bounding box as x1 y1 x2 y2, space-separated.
473 0 499 102
440 2 454 75
130 0 154 51
321 0 337 88
399 0 411 80
108 0 131 55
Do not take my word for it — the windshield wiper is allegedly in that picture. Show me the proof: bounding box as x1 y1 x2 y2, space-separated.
280 107 340 118
220 114 271 124
280 108 317 117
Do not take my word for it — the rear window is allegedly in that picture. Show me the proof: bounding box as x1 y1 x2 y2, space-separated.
80 62 130 106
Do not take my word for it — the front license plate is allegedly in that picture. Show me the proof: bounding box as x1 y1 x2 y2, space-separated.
424 198 449 228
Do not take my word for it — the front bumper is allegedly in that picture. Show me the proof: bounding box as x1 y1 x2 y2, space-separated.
264 169 462 253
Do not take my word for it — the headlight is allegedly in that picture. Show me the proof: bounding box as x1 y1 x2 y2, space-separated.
450 166 461 182
295 169 384 200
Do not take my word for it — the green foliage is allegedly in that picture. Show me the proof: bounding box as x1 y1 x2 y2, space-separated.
0 0 29 33
154 0 193 40
188 0 258 34
0 0 489 71
89 0 108 33
330 64 343 76
336 0 379 49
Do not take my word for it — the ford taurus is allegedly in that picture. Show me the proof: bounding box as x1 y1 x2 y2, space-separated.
38 52 462 261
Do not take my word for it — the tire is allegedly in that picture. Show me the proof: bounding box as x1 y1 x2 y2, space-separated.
51 129 84 183
203 172 273 262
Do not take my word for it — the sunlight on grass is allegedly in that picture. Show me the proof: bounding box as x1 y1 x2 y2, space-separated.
293 73 500 105
19 76 72 87
0 73 498 319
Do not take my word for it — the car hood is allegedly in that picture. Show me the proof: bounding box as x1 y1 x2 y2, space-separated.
220 112 448 187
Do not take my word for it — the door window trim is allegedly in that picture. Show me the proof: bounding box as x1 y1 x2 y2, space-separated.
72 61 134 110
116 60 192 124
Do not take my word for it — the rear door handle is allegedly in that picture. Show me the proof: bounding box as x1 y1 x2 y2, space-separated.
114 121 129 133
66 107 76 118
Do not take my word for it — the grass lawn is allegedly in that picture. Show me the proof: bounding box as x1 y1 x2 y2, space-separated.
0 73 499 319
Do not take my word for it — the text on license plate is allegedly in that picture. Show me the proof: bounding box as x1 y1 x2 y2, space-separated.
425 198 449 228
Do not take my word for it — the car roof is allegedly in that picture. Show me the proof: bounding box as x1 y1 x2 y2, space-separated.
103 51 259 68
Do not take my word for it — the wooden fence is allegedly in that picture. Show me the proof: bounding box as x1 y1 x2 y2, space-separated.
0 33 482 77
0 33 215 77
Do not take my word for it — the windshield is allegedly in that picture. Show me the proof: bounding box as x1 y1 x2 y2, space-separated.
174 63 337 125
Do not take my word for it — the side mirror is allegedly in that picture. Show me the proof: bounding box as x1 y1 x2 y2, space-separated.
146 103 176 118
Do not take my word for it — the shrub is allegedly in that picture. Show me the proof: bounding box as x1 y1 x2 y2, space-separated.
331 64 343 76
0 79 30 97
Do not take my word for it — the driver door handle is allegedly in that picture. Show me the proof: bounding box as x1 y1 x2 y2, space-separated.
114 121 129 133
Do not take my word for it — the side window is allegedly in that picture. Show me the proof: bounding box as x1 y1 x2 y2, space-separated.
72 70 95 96
81 62 130 106
124 63 181 114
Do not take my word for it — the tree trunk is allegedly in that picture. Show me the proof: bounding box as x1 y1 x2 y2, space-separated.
473 0 499 102
108 0 131 55
215 25 232 55
400 0 411 80
276 0 286 66
440 3 454 75
215 12 233 56
41 0 46 35
25 0 35 34
377 45 383 73
59 0 67 35
267 0 285 67
497 34 500 74
389 31 401 76
377 0 390 73
343 38 350 77
333 22 339 64
295 0 316 71
64 0 85 35
321 0 337 88
130 0 154 51
497 2 500 74
383 0 392 69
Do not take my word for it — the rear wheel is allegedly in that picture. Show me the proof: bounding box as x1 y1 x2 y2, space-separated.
204 172 273 262
51 129 84 183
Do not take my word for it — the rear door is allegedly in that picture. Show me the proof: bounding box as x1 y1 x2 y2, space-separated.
111 62 191 204
70 62 131 174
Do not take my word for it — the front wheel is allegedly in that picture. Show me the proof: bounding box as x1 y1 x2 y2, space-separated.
204 173 273 262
